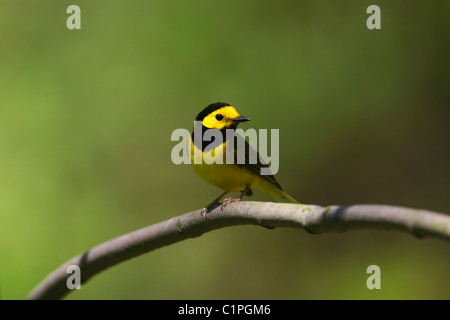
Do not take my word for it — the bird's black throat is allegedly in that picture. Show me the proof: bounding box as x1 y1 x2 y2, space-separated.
192 125 234 152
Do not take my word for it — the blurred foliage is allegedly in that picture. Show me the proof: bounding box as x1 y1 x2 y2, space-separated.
0 0 449 299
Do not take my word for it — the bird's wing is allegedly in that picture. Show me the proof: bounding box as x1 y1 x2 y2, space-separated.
230 134 282 190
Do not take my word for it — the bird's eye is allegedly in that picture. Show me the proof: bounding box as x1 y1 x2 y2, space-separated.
215 114 224 121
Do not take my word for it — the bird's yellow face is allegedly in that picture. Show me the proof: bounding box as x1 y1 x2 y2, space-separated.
201 106 249 130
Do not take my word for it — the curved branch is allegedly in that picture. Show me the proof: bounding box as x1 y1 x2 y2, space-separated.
27 202 450 300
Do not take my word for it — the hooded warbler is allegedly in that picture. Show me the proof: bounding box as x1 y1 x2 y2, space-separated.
190 102 298 218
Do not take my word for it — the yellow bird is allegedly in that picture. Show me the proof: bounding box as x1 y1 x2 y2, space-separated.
190 102 299 218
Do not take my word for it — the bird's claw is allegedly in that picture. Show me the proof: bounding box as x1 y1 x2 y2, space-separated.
200 208 209 222
221 197 242 212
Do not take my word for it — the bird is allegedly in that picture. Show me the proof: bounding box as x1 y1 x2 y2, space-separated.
190 102 299 219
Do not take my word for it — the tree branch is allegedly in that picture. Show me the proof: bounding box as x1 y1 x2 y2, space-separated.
27 202 450 300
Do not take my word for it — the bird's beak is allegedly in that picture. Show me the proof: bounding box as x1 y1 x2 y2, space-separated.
231 116 251 122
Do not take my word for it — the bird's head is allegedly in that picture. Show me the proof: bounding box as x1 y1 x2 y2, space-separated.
195 102 250 130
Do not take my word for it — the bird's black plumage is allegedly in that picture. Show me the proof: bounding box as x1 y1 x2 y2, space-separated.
195 102 230 121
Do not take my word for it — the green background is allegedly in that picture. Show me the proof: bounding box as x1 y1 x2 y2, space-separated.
1 0 449 299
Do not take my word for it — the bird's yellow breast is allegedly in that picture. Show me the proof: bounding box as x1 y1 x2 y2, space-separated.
190 139 256 193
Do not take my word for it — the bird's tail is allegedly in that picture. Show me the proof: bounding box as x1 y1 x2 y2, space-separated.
271 190 299 204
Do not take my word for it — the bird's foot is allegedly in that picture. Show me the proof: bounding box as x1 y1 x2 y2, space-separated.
200 208 209 222
221 197 242 212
